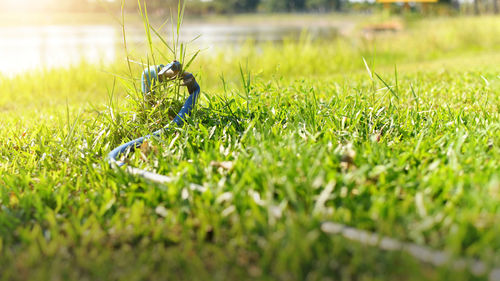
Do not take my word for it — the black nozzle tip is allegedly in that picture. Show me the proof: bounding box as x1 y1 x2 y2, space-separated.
159 60 182 77
171 60 181 72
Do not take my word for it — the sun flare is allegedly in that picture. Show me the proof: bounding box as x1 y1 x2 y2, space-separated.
2 0 51 12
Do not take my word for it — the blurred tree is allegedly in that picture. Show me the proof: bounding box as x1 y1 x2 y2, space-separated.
260 0 308 11
290 0 307 10
235 0 261 12
212 0 260 13
306 0 342 11
260 0 288 11
473 0 479 14
437 0 460 13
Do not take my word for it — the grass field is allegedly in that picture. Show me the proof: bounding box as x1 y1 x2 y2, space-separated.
0 15 499 281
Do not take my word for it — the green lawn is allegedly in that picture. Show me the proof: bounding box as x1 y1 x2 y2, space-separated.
0 15 499 281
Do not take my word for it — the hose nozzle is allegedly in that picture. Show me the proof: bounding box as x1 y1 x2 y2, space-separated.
158 60 182 80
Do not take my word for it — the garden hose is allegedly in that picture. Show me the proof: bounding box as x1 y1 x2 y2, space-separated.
105 61 500 281
107 60 200 183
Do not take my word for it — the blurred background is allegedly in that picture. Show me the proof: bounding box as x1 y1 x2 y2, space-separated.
0 0 498 76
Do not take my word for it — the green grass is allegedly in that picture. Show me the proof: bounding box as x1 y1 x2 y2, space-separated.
0 15 500 281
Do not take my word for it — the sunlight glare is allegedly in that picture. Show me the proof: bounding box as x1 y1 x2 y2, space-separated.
3 0 50 12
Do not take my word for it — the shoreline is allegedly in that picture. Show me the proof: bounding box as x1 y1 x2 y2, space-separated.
0 11 370 27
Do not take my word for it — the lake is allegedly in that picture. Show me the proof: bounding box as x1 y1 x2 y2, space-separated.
0 22 346 75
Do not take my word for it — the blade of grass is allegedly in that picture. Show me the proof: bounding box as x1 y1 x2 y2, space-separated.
375 72 399 100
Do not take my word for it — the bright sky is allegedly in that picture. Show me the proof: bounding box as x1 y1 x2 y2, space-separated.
4 0 41 5
1 0 117 11
2 0 48 11
4 0 33 3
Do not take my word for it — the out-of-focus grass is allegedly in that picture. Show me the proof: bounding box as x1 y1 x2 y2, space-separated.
0 15 499 281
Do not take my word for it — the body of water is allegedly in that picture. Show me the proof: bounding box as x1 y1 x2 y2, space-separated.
0 22 346 75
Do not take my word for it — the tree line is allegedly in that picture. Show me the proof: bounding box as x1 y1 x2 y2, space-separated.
119 0 499 15
117 0 346 14
1 0 497 15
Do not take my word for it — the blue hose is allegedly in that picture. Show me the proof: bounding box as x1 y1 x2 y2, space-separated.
107 62 200 182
